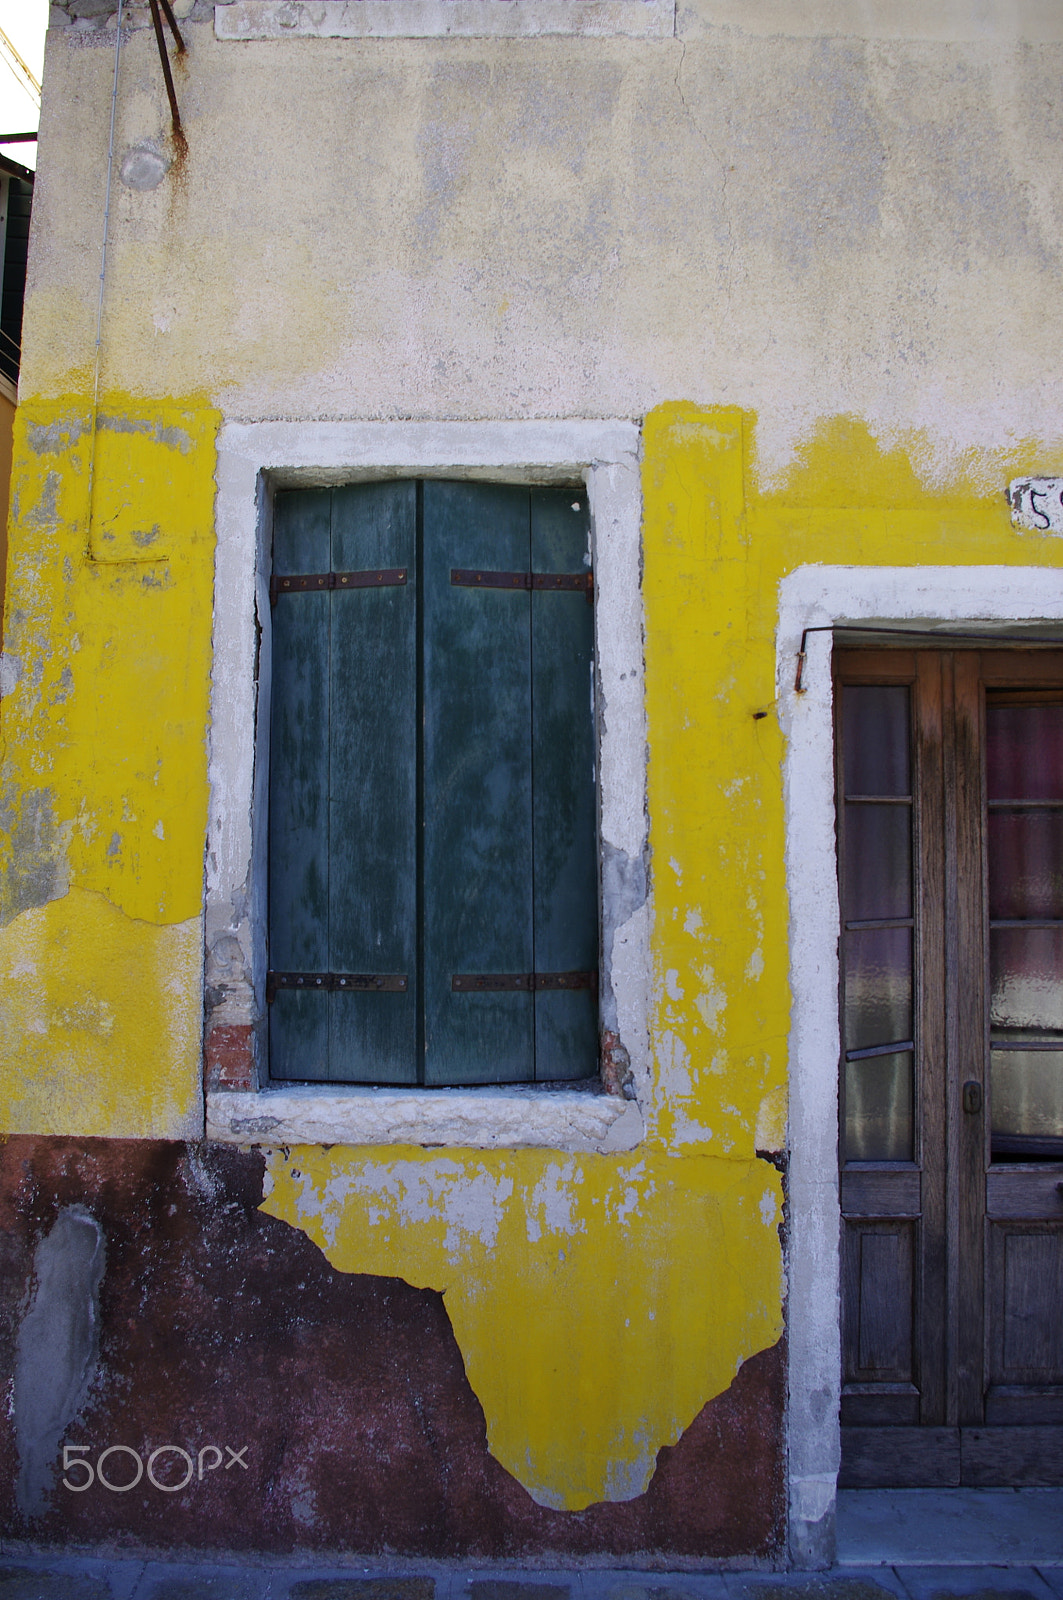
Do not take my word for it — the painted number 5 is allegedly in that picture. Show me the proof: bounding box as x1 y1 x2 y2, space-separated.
61 1445 94 1492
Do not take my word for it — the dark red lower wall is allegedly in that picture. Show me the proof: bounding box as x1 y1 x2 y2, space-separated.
0 1137 785 1560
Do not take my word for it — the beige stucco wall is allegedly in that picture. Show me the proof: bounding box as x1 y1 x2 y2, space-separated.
25 3 1063 484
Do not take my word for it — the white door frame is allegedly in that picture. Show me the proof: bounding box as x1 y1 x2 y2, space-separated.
777 563 1063 1567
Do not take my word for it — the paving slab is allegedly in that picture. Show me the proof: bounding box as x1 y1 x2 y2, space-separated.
591 1576 731 1600
134 1563 272 1600
458 1574 576 1600
0 1558 145 1600
726 1576 909 1600
284 1582 434 1600
270 1575 450 1600
0 1565 115 1600
893 1569 1058 1600
836 1492 1063 1567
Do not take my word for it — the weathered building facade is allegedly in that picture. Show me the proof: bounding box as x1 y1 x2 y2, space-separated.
2 0 1063 1567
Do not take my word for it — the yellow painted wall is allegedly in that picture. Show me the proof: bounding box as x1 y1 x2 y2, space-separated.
0 396 218 1138
5 395 1063 1509
262 404 1063 1511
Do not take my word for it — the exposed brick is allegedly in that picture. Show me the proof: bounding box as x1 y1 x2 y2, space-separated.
204 1023 254 1090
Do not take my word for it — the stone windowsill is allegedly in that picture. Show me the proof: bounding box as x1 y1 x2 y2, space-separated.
206 1082 645 1151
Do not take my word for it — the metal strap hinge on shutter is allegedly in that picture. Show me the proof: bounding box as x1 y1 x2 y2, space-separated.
270 569 407 606
267 970 408 1002
451 971 597 992
450 569 593 602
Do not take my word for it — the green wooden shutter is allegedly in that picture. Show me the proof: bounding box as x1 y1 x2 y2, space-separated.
530 489 598 1080
268 483 418 1083
328 482 418 1083
268 481 598 1086
422 481 535 1085
268 489 332 1080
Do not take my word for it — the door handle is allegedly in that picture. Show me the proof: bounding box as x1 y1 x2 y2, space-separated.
962 1080 983 1114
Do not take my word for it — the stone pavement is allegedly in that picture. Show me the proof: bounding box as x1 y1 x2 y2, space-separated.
1 1563 1063 1600
2 1490 1062 1600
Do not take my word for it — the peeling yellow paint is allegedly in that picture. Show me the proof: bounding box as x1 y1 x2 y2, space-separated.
1 396 218 929
640 401 1063 1171
258 403 1063 1514
0 885 203 1137
262 1144 783 1512
0 395 218 1136
11 391 1062 1510
755 1086 787 1154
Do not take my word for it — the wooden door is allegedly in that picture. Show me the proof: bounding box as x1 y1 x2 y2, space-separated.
836 647 1063 1487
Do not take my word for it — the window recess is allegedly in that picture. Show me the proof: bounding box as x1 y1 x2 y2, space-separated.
267 479 598 1088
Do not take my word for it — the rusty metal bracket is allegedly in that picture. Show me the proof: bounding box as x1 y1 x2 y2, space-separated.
267 971 408 1002
451 569 593 602
147 0 186 141
451 971 597 993
270 569 407 606
798 622 1063 692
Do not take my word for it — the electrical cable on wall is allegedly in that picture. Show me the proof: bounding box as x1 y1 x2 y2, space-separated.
84 0 125 557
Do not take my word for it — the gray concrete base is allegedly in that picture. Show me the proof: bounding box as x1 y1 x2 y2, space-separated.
4 1501 1063 1600
3 1556 1063 1600
837 1488 1063 1567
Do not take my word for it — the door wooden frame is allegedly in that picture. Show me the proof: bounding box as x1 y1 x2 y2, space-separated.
777 565 1063 1568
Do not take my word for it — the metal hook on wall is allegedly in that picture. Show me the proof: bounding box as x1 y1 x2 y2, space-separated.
147 0 187 142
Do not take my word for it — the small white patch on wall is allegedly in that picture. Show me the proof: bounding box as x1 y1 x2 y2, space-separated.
526 1159 585 1244
693 967 727 1030
289 1156 518 1259
1009 477 1063 534
652 1027 718 1147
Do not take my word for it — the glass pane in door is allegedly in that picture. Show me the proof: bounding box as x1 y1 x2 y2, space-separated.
839 682 914 1162
987 698 1063 1157
844 1051 915 1161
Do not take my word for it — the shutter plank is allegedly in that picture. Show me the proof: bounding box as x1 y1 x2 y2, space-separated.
422 481 534 1084
328 482 418 1083
531 489 598 1080
269 490 331 1080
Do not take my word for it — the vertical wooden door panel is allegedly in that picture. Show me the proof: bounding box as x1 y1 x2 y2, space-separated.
857 1227 916 1376
1001 1231 1063 1373
422 480 535 1085
269 489 332 1080
530 488 597 1081
947 652 987 1427
328 482 419 1083
986 1221 1063 1409
914 651 948 1427
839 645 1063 1488
842 1222 916 1385
837 656 929 1439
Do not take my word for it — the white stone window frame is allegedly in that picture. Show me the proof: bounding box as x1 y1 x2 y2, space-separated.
205 419 648 1153
779 562 1063 1568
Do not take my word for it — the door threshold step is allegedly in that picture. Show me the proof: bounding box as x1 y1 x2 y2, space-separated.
837 1486 1063 1566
